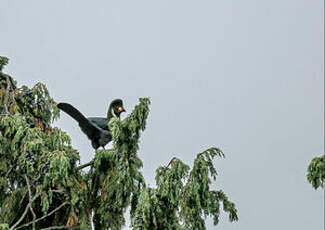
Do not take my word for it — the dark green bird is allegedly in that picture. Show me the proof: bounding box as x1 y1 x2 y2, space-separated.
57 99 126 149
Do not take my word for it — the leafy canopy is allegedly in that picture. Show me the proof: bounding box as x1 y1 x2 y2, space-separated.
0 56 238 230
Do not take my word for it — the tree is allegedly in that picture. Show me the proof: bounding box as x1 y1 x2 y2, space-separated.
0 56 238 229
307 154 325 190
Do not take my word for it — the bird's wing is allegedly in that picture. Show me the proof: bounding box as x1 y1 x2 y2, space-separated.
57 103 102 140
87 117 109 131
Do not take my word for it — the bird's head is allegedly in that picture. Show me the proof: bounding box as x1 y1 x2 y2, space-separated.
108 99 126 119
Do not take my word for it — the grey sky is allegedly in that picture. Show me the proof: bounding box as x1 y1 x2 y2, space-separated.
1 0 324 229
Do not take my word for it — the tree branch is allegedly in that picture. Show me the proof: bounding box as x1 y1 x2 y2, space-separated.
9 202 31 230
77 160 94 170
25 175 37 230
15 201 70 230
10 190 39 230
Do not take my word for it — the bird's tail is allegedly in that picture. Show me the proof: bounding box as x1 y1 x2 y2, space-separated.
57 103 89 125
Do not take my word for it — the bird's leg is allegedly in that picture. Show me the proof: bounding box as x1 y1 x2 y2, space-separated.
102 146 106 150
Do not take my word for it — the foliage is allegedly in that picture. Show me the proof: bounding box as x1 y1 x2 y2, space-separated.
132 148 238 230
0 224 9 230
91 98 149 229
0 58 80 229
0 57 237 229
0 57 9 71
307 154 325 189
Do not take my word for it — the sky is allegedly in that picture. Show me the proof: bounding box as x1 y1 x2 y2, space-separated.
1 0 324 229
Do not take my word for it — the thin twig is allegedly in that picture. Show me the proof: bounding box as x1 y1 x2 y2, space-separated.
166 157 178 168
15 201 70 230
77 160 94 170
51 189 65 194
19 190 28 206
40 225 80 230
5 165 14 177
0 114 13 118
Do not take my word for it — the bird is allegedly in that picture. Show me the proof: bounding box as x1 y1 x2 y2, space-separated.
57 99 126 149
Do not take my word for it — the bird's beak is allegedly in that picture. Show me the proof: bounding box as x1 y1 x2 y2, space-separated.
122 108 126 112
